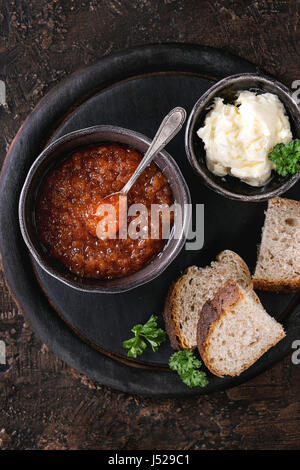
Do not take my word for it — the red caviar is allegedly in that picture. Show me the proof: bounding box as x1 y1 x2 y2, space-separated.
36 144 173 279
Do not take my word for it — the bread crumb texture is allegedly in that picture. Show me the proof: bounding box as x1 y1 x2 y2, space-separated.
254 197 300 292
164 250 252 349
198 279 285 377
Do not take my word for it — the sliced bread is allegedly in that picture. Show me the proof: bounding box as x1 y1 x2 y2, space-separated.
253 197 300 292
197 279 285 377
163 250 252 350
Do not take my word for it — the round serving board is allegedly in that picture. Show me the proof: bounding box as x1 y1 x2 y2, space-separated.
0 44 299 396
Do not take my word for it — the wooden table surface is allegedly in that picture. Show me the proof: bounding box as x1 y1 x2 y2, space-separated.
0 0 300 450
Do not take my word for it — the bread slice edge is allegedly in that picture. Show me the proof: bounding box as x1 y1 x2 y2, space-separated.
253 196 300 293
163 268 198 350
253 276 300 293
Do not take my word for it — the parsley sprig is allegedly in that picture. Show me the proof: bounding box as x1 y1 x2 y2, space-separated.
123 317 209 388
123 315 166 358
269 139 300 176
169 350 209 388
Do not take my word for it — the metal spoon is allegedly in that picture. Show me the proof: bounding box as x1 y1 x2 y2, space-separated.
106 106 186 200
94 106 186 239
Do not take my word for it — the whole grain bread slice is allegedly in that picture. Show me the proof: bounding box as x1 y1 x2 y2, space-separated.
163 250 252 350
253 197 300 293
197 279 285 377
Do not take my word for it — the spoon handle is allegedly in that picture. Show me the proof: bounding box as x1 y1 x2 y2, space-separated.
121 106 186 195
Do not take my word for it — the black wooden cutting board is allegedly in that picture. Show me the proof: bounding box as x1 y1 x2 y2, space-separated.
0 44 299 396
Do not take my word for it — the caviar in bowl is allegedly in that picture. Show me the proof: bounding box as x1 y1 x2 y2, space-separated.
19 126 191 293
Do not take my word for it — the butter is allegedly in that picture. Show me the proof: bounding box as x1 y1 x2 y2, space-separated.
197 91 292 186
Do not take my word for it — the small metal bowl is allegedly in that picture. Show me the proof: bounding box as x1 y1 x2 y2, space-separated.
19 126 191 293
185 73 300 201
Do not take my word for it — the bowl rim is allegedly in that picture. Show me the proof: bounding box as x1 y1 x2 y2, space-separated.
185 72 300 202
19 125 191 294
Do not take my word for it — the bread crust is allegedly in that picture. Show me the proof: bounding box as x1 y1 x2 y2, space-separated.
270 196 300 210
163 280 183 350
253 276 300 293
197 279 285 377
216 251 253 290
197 279 243 377
163 269 197 350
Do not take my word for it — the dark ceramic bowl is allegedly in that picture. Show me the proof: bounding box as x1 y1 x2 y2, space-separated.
19 126 191 293
185 73 300 201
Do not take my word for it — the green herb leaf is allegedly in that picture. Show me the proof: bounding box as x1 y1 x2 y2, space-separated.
169 350 209 388
181 369 209 388
269 139 300 176
123 336 147 358
123 315 166 358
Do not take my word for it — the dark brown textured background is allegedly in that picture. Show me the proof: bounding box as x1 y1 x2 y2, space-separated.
0 0 300 450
